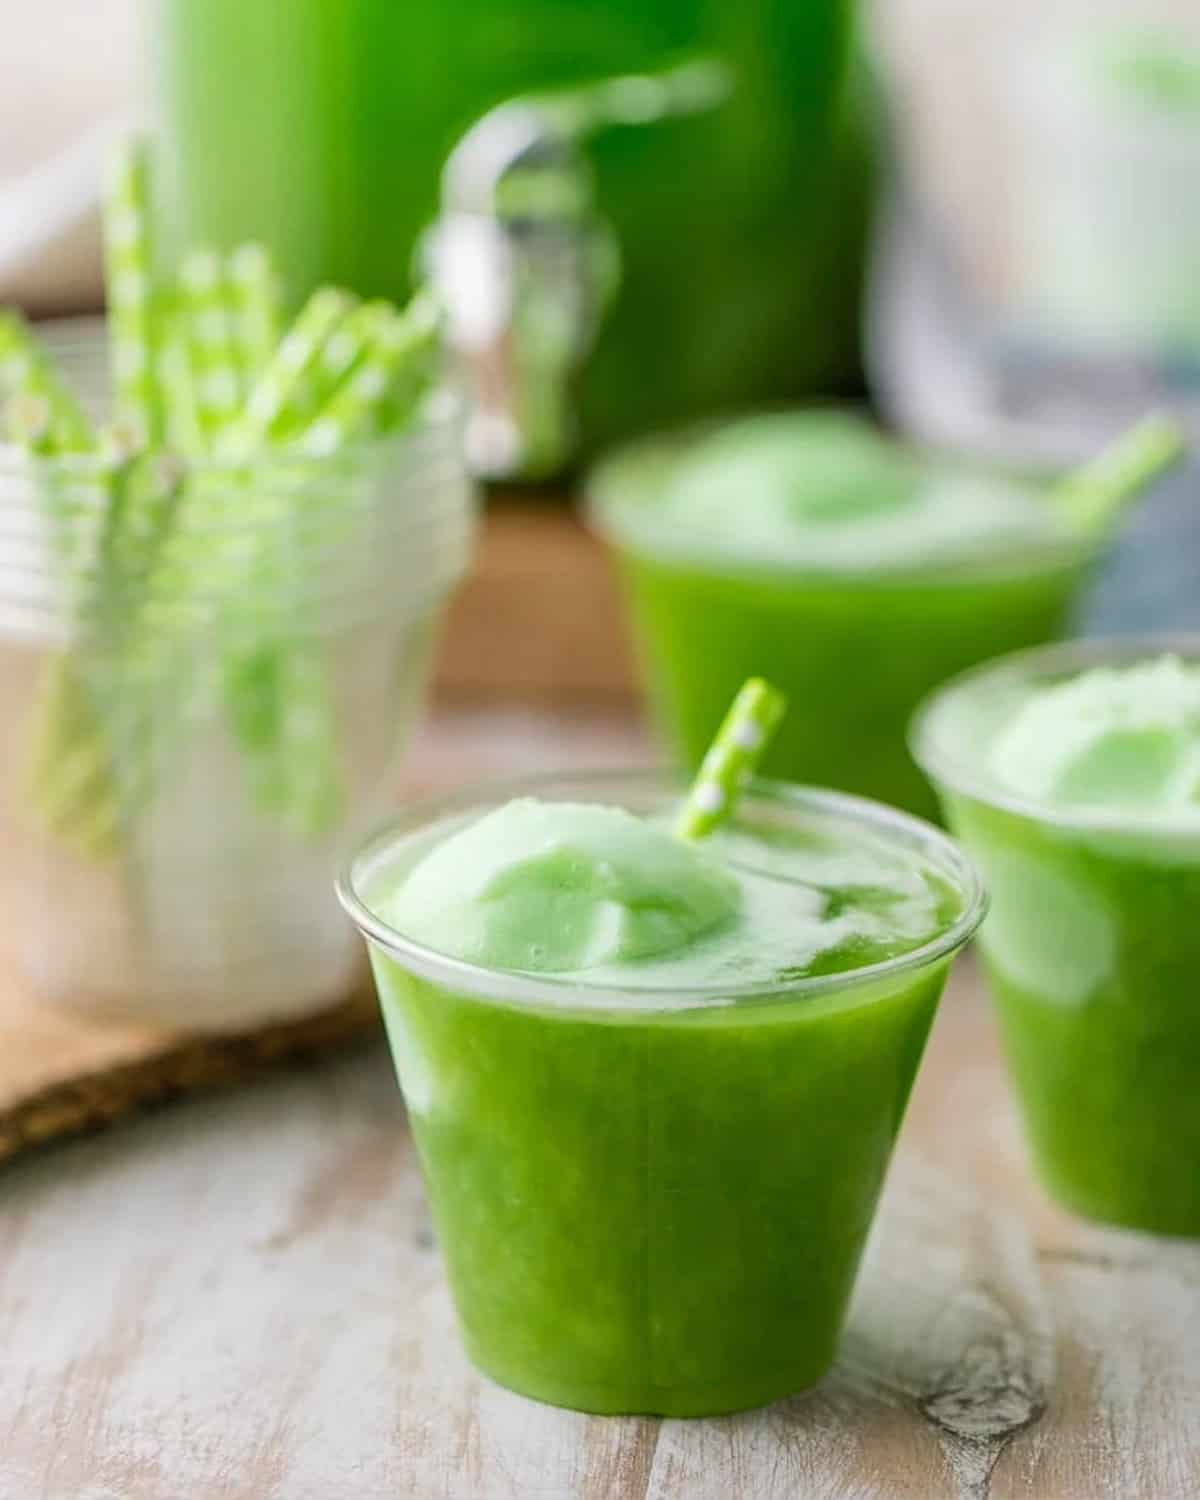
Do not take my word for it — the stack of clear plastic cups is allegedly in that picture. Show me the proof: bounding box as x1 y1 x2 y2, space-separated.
0 321 477 1030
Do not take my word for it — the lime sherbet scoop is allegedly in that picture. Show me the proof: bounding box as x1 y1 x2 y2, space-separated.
989 653 1200 809
384 796 742 973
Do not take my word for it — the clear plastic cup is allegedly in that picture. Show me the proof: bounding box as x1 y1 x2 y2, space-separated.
0 322 477 1030
912 635 1200 1234
1009 26 1200 362
337 771 985 1415
589 427 1099 821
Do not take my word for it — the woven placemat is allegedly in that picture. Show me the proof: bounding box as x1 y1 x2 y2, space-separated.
0 974 379 1165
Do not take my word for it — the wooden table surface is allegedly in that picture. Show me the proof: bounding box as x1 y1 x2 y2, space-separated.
2 710 1198 1500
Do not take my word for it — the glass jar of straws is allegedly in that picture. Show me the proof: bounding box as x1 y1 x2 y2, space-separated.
0 317 475 1030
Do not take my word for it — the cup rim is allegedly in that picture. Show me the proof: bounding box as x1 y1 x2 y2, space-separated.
335 769 987 1013
585 418 1099 585
910 632 1200 835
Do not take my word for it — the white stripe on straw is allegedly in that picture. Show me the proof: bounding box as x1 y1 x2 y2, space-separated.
102 140 163 447
177 247 245 447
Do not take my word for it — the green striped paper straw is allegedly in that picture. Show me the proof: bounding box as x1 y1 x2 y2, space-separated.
4 391 55 454
266 649 343 837
24 438 138 860
1056 414 1186 535
5 391 104 622
675 678 787 840
0 310 26 401
255 297 391 451
211 259 309 793
64 452 189 840
308 299 395 422
248 293 440 832
0 310 92 451
7 403 114 595
25 427 189 858
222 603 342 837
220 291 436 834
218 460 362 833
104 450 186 600
103 140 162 446
228 243 281 383
213 290 373 823
365 308 441 438
3 334 116 856
4 359 112 588
106 457 303 832
177 248 244 447
204 254 301 787
299 293 440 455
159 319 207 456
223 287 358 452
26 656 121 858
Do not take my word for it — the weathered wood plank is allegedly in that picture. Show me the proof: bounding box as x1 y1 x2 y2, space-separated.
3 964 1198 1499
994 1239 1200 1500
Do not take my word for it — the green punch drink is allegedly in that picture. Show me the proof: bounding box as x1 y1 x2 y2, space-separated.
914 638 1200 1235
338 739 983 1413
590 411 1181 820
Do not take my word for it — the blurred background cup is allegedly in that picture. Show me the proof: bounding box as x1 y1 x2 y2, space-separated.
869 0 1200 464
912 636 1200 1235
589 418 1106 821
0 321 476 1031
1011 23 1200 366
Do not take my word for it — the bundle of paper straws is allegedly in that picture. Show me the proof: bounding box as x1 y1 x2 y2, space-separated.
0 140 439 858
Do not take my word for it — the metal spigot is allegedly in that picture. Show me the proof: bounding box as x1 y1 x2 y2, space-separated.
424 59 730 480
